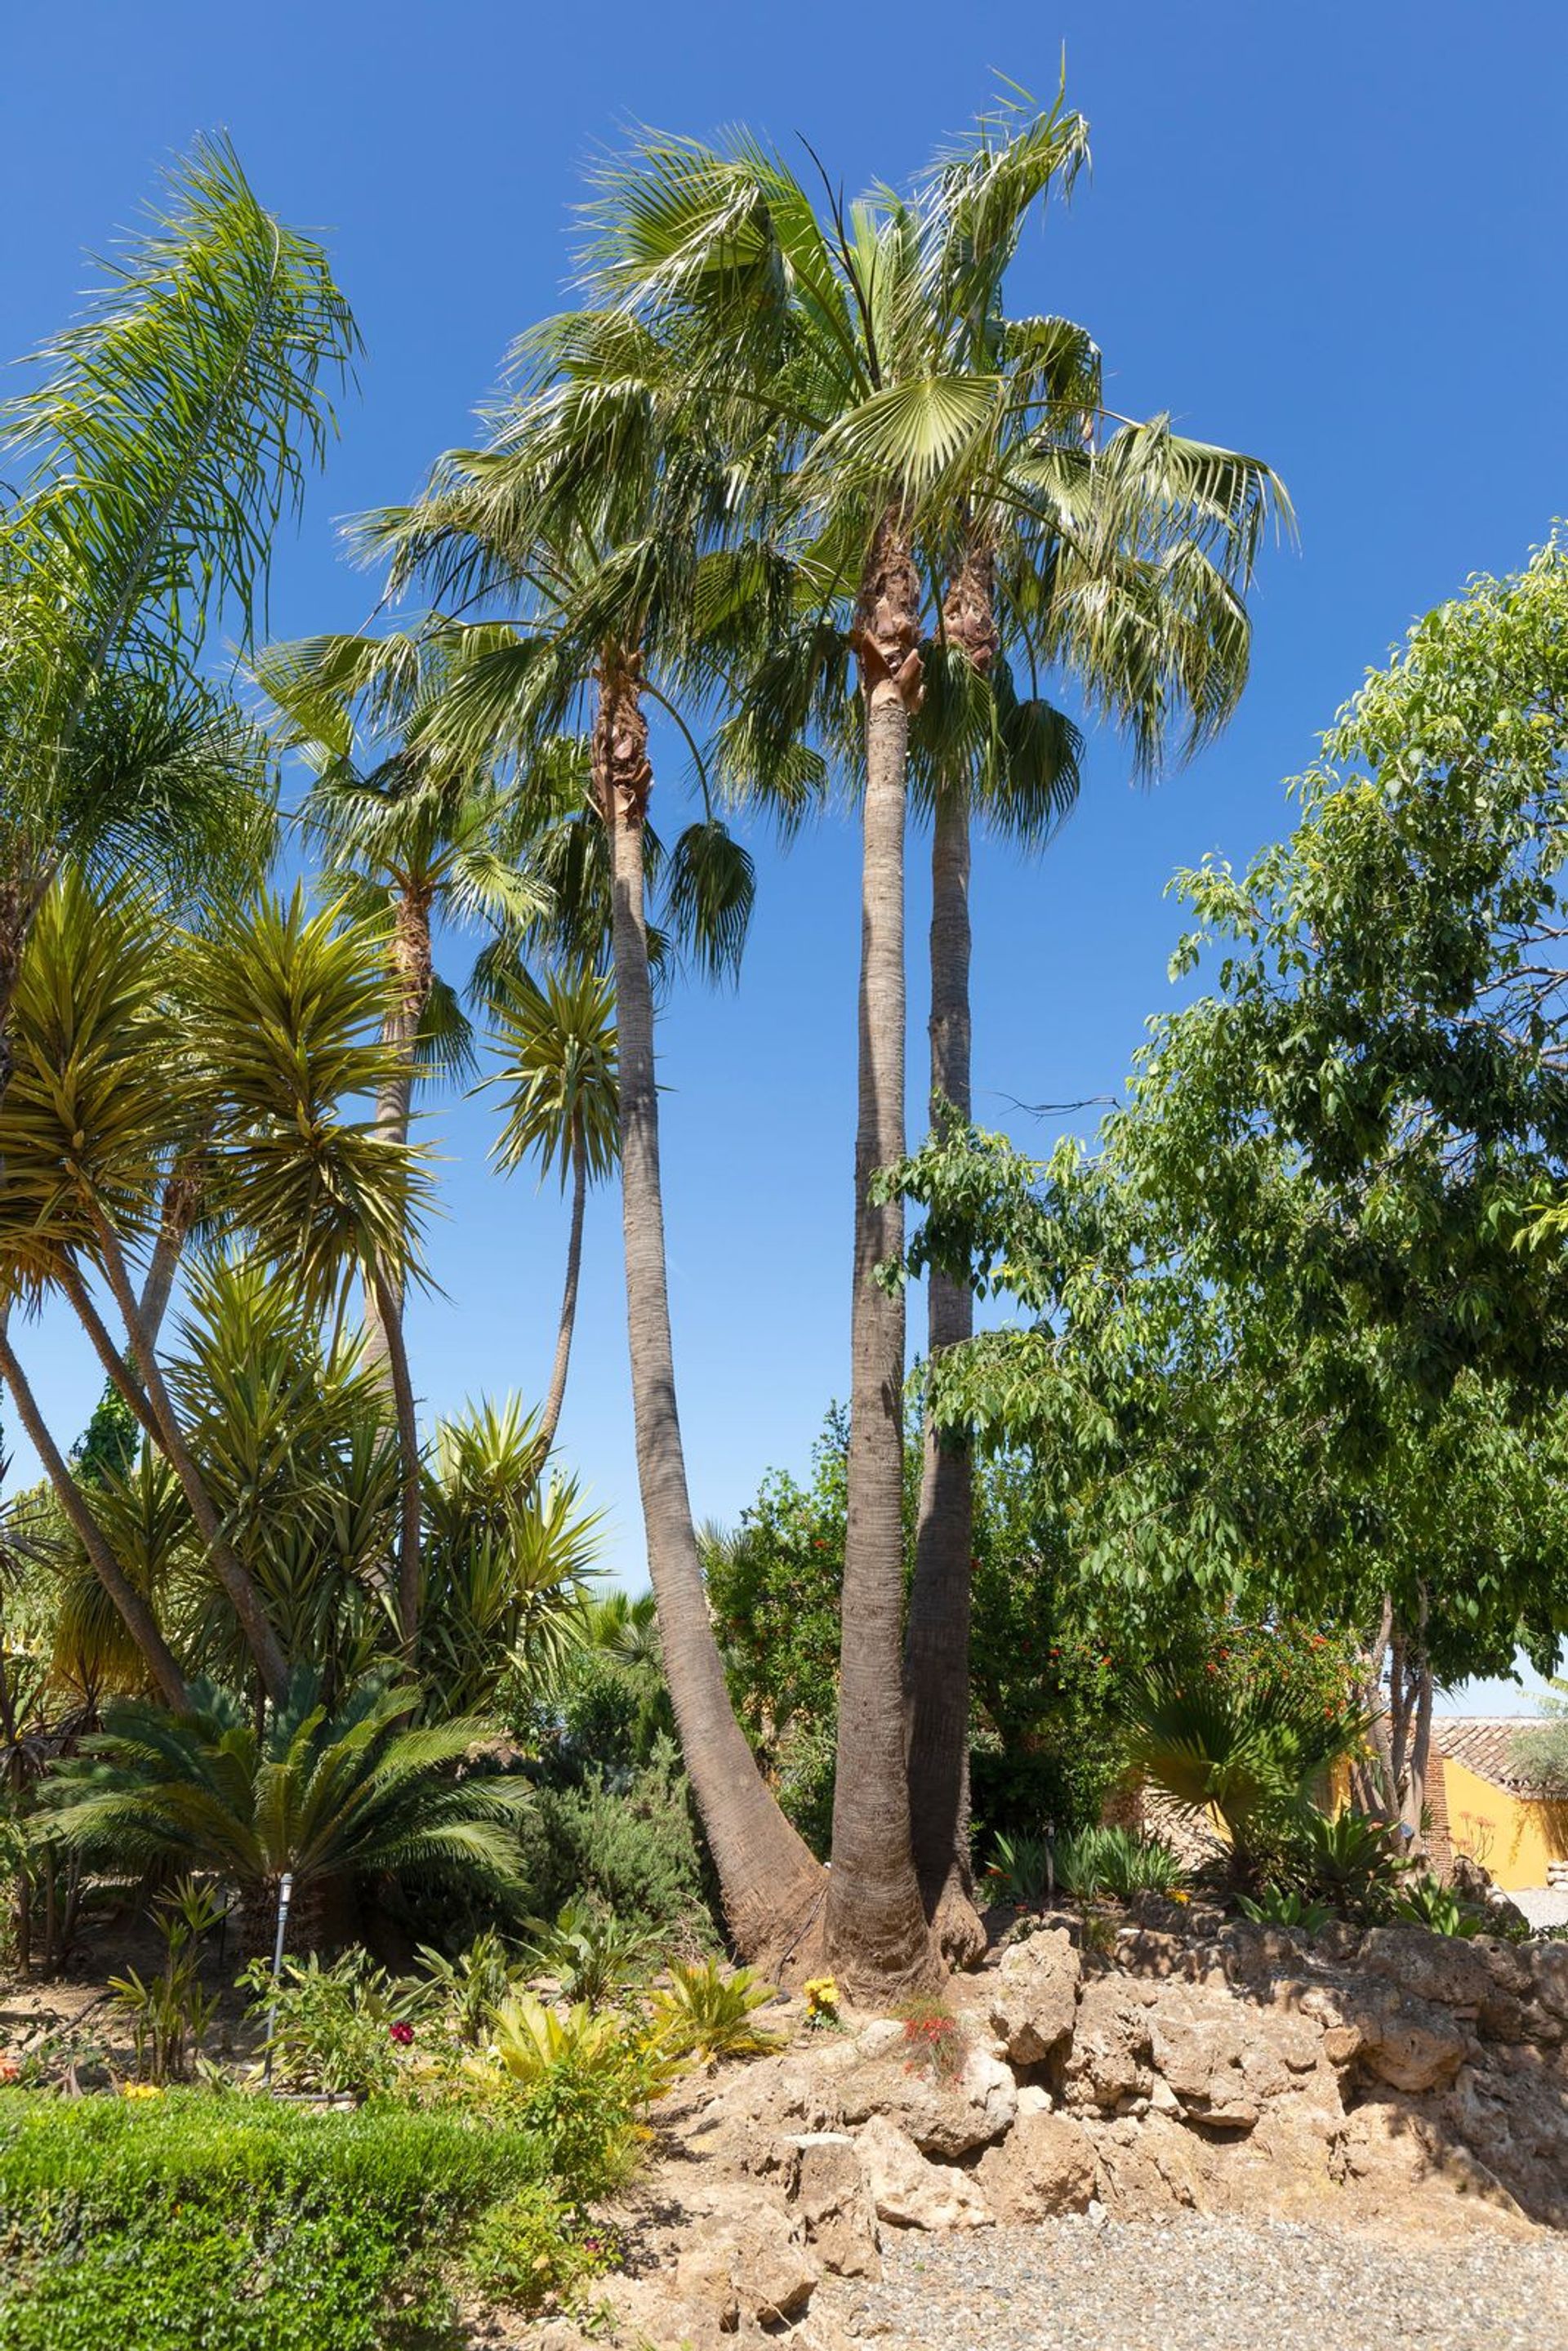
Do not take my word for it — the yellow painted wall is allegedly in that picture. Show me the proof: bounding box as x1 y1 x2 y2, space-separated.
1442 1760 1568 1891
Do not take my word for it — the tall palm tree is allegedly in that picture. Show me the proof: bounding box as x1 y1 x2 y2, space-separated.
360 318 828 1960
898 121 1286 1957
0 136 355 1097
255 624 550 1394
590 92 1284 1991
483 965 619 1457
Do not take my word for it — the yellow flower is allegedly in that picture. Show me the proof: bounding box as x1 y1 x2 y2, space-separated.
121 2082 164 2099
1169 1890 1192 1906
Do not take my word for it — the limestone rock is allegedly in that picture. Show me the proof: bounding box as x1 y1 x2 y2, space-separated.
1061 1976 1156 2112
781 2131 882 2278
839 2040 1016 2157
987 1928 1080 2065
976 2106 1098 2220
673 2193 819 2329
854 2113 992 2230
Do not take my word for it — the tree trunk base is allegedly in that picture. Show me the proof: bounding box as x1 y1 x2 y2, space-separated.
929 1873 987 1970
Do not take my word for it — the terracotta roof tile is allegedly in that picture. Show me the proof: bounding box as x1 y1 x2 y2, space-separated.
1432 1717 1559 1795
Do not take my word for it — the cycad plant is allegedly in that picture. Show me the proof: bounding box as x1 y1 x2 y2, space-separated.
39 1668 531 1951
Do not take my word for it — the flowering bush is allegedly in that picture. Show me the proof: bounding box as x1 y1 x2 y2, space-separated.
463 2183 623 2313
893 1997 967 2084
237 1949 430 2096
803 1975 840 2026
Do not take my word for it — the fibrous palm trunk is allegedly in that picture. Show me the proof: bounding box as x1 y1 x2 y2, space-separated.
902 544 999 1966
903 786 985 1962
826 514 941 1997
537 1135 586 1461
360 888 432 1654
597 647 823 1962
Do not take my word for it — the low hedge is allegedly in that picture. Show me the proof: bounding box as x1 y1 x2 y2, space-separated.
0 2091 549 2350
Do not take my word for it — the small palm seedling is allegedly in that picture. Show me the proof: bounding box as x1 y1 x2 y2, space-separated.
108 1877 224 2083
650 1960 782 2063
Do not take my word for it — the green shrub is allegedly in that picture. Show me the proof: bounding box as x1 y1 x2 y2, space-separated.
462 2182 621 2312
1392 1873 1488 1938
1236 1884 1331 1932
520 1897 659 2007
982 1829 1053 1908
1291 1806 1402 1921
236 1948 430 2095
0 2090 545 2351
532 1739 715 1947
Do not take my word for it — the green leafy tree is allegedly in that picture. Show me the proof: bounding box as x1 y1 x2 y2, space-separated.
0 136 355 1092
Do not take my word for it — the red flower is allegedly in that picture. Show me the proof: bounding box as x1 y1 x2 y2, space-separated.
389 2021 415 2047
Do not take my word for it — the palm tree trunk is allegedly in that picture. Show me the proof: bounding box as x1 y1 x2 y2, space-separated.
0 1320 189 1708
90 1217 291 1706
372 1262 424 1655
537 1136 586 1460
902 782 985 1963
826 514 940 1997
597 646 823 1964
902 541 1000 1966
363 888 432 1378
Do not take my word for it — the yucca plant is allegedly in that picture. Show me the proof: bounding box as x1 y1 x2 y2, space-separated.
650 1959 782 2063
38 1668 531 1950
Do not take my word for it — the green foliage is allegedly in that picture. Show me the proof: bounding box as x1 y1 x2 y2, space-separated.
488 1996 667 2193
237 1948 429 2095
462 2183 621 2313
1117 1657 1367 1883
1391 1873 1488 1938
107 1878 223 2083
1236 1885 1331 1932
983 1830 1054 1908
39 1669 531 1922
1055 1824 1184 1900
530 1739 715 1948
1290 1806 1403 1921
415 1930 525 2046
0 2091 545 2351
890 546 1568 1694
521 1897 659 2008
650 1960 782 2063
1510 1681 1568 1792
69 1383 139 1490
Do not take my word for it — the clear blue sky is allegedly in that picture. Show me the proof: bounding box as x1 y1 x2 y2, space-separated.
3 2 1564 1708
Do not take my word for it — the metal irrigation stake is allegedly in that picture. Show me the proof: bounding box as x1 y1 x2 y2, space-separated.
262 1870 294 2087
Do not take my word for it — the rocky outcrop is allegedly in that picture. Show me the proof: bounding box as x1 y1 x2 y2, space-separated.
564 1918 1567 2346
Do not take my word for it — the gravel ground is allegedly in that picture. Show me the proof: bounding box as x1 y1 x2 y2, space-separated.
830 2217 1568 2351
1515 1887 1568 1931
